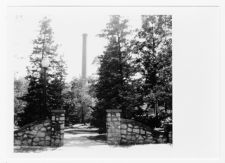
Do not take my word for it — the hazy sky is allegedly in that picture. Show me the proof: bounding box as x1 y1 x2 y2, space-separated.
7 7 142 82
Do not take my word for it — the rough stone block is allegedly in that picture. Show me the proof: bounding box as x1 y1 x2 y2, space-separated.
138 140 144 144
140 130 145 135
39 141 45 146
14 140 21 146
44 122 49 126
34 127 39 131
21 141 27 146
107 140 114 145
110 125 116 129
37 132 45 137
15 136 21 140
28 139 32 144
152 140 157 143
121 134 126 138
158 138 163 143
121 124 127 129
60 124 64 128
163 138 167 142
41 127 46 131
114 122 120 126
145 137 153 142
107 133 113 137
112 118 118 121
33 142 38 146
60 117 65 121
121 130 126 134
121 139 127 143
133 129 139 133
40 137 45 141
116 113 120 117
46 141 50 146
138 136 144 140
38 124 44 128
146 131 152 136
55 139 60 144
145 139 151 143
33 137 39 142
127 128 132 132
127 135 132 140
18 132 22 136
135 134 140 138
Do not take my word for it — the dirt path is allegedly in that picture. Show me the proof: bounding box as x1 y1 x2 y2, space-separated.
63 124 106 147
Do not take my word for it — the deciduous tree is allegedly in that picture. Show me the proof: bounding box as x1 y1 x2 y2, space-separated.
130 15 172 118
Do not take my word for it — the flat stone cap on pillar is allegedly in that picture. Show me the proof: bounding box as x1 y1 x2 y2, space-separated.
51 110 65 113
106 109 122 113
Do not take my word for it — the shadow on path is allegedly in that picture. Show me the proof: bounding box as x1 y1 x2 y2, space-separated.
62 124 106 147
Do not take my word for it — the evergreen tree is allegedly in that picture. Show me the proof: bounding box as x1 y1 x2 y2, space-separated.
18 17 66 127
91 16 133 132
131 15 172 117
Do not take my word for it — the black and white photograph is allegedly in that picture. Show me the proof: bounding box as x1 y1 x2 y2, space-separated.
0 1 224 162
11 9 172 152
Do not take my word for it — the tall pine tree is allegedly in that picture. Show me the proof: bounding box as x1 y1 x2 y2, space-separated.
91 16 134 132
18 17 66 127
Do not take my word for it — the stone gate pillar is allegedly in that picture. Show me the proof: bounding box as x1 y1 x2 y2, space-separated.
106 109 122 145
51 110 65 147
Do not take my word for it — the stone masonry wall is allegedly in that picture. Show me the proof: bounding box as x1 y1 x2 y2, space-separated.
120 119 154 144
106 109 172 145
14 119 51 146
50 110 65 147
121 119 171 144
106 109 122 145
14 109 65 147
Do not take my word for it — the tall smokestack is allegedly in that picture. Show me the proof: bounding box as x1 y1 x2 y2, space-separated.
82 33 87 87
81 33 87 124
